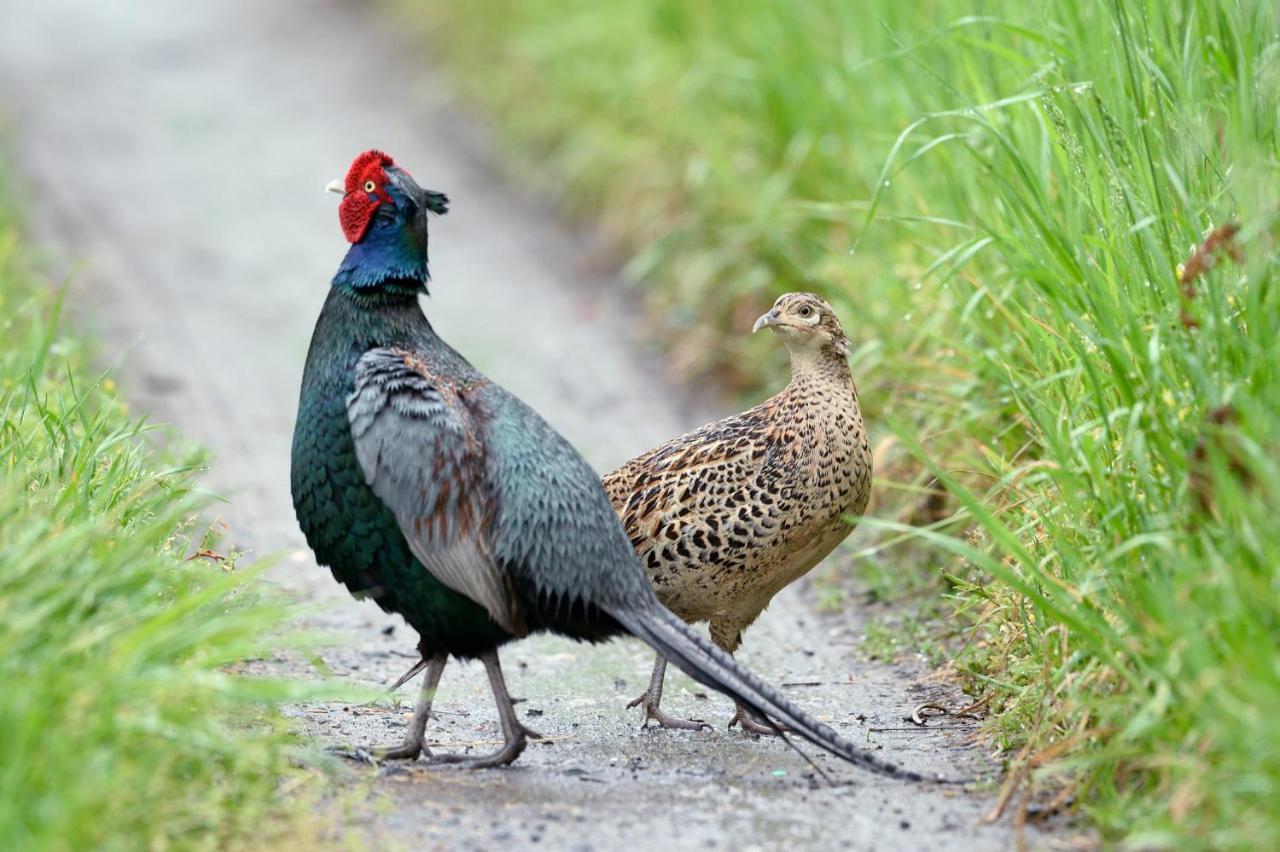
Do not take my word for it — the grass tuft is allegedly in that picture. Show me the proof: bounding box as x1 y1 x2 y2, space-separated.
0 174 315 850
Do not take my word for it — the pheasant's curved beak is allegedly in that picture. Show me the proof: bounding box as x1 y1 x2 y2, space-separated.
325 179 345 195
752 310 780 333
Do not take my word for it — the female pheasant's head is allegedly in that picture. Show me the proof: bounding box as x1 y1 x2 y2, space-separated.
752 292 851 358
328 149 450 295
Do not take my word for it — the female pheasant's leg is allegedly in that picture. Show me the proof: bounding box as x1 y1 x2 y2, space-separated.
432 650 541 768
627 654 711 731
374 652 448 760
712 616 793 737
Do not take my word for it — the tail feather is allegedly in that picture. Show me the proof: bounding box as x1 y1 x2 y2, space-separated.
612 603 963 784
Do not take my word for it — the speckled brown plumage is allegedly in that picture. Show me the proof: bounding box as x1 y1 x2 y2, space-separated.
603 292 871 732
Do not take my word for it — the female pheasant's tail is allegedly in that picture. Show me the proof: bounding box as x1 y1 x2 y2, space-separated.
609 602 966 784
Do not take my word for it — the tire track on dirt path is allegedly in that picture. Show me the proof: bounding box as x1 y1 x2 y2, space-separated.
0 1 1034 848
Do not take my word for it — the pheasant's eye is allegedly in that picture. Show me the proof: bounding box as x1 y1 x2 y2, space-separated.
798 306 813 317
364 180 377 193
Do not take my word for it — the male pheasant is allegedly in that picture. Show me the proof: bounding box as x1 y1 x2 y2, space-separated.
290 150 925 778
604 293 871 734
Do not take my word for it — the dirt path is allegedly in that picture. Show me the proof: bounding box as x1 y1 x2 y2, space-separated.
0 1 1031 848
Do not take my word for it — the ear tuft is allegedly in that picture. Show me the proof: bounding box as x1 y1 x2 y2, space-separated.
423 191 450 216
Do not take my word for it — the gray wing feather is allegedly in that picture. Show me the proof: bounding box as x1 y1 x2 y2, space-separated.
347 348 526 635
477 387 656 613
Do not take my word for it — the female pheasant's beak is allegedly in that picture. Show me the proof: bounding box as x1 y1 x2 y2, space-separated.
753 310 781 333
326 179 345 195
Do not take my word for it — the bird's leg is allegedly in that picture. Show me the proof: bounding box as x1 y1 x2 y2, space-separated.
431 650 541 768
626 654 710 731
711 618 792 737
354 652 447 762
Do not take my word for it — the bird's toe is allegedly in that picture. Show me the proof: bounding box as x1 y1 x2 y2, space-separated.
728 706 792 736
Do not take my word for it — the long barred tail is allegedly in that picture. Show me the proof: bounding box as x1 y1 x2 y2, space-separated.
610 602 966 784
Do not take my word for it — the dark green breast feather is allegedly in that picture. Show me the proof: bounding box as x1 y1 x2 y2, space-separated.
290 289 509 655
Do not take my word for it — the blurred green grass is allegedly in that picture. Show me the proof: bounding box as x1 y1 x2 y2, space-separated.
0 176 318 849
406 0 1279 844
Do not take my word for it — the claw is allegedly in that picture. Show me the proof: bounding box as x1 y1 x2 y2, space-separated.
327 745 377 765
628 693 712 731
328 739 426 764
422 650 539 768
729 704 792 737
430 739 527 769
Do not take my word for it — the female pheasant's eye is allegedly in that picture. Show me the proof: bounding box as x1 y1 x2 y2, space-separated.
364 180 377 193
798 306 813 317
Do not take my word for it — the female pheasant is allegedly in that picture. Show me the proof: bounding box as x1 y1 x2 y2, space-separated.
604 293 871 734
290 150 926 779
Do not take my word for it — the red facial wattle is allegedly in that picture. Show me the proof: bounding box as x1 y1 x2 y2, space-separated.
338 149 395 243
338 192 377 243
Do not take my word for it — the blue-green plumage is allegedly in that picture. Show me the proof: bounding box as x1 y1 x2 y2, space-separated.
291 288 510 656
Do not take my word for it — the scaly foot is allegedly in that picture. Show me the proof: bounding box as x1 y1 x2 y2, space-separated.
332 652 448 765
430 722 542 768
627 692 711 731
728 704 792 737
328 735 428 764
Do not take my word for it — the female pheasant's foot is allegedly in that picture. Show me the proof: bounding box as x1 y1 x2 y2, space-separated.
627 654 711 731
728 704 793 736
627 692 711 731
